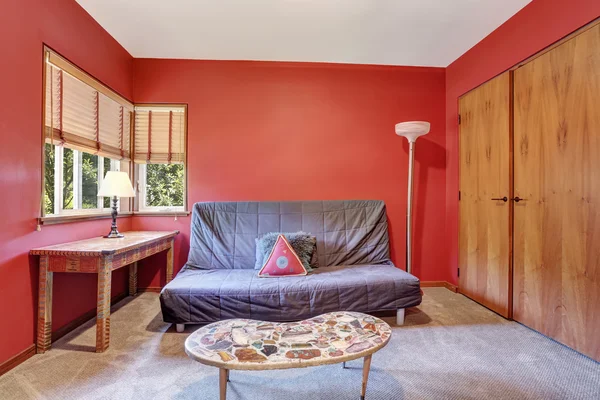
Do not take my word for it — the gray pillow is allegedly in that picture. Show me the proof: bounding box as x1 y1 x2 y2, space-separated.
255 232 318 272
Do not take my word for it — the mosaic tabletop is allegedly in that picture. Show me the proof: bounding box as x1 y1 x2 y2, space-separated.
184 311 392 370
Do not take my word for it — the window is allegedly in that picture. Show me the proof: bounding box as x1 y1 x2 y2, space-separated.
133 105 187 213
43 145 121 215
42 48 134 219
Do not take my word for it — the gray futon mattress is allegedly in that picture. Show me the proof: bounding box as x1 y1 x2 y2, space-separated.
160 263 421 324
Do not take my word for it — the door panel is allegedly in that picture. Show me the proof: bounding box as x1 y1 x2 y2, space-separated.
513 23 600 362
459 72 511 317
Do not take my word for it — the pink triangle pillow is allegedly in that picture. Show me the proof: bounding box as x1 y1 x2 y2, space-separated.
257 234 308 277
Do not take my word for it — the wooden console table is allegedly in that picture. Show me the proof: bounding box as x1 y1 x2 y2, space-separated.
30 230 179 353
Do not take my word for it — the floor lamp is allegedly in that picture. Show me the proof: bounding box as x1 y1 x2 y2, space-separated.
395 121 430 275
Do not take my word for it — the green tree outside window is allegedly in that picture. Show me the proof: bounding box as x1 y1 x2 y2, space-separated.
145 164 184 207
82 152 98 209
44 143 55 215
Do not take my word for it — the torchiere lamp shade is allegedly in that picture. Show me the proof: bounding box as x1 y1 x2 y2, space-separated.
395 121 430 142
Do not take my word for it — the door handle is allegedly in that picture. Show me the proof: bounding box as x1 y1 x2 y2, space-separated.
491 197 508 202
511 197 525 202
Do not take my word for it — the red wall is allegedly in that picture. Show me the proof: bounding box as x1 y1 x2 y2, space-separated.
445 0 600 285
132 60 448 286
5 0 596 372
0 0 133 365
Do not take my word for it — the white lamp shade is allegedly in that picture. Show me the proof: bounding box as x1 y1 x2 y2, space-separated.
98 171 135 198
395 121 431 143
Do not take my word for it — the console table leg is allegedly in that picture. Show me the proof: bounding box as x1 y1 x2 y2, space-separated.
96 255 112 352
37 255 53 354
166 239 174 283
361 354 372 400
128 262 138 296
219 368 228 400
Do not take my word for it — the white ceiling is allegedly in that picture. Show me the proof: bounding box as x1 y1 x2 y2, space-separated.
76 0 531 67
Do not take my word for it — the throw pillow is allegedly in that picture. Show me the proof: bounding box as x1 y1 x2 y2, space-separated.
258 235 308 277
255 231 317 272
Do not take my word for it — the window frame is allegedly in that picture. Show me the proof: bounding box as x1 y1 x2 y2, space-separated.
137 163 185 213
40 46 134 224
132 103 189 216
45 145 123 217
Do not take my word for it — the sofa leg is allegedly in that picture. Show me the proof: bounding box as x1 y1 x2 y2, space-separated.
396 308 405 326
175 324 185 333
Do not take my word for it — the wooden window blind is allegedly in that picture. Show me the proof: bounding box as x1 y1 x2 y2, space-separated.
133 105 186 164
44 48 133 160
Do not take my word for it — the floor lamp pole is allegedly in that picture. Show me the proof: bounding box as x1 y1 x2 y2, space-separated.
406 140 415 275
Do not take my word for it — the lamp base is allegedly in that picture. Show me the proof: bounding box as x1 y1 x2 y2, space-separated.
104 196 124 238
104 231 124 239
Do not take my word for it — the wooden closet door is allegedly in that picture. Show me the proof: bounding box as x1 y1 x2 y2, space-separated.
459 72 511 318
513 23 600 362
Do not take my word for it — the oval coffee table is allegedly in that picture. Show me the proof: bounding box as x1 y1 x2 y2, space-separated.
184 311 391 400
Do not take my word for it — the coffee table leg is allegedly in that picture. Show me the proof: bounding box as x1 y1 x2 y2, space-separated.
361 355 372 400
219 368 228 400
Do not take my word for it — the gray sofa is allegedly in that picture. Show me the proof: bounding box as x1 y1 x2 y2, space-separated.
160 200 422 331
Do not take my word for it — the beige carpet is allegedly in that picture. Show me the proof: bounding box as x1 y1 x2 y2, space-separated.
0 288 598 400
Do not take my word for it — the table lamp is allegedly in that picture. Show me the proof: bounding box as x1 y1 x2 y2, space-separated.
98 171 135 238
395 121 430 274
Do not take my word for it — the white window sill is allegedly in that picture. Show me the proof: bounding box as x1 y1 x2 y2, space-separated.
39 212 133 226
133 211 190 217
